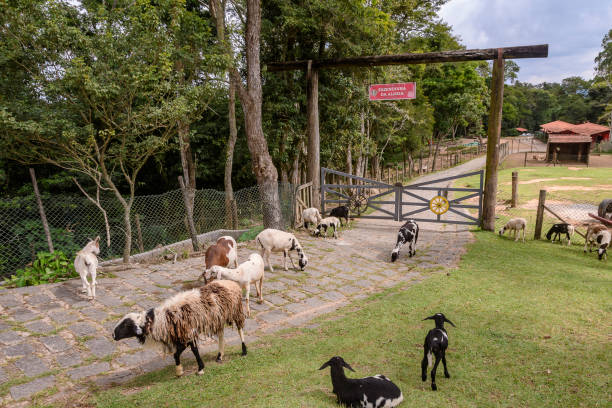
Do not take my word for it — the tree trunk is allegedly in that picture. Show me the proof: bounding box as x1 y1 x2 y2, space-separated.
306 62 321 209
29 168 54 253
225 80 238 229
122 204 132 263
346 141 352 184
408 154 413 179
431 137 442 171
178 120 196 226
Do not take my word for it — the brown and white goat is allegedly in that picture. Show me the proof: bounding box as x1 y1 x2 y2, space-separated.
199 236 237 283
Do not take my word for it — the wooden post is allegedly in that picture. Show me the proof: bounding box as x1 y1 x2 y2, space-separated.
511 171 518 208
134 214 144 253
524 152 528 167
306 60 321 209
178 176 200 252
534 189 547 240
29 168 54 253
481 49 505 231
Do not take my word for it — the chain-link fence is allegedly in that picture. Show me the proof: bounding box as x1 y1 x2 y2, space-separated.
0 183 295 278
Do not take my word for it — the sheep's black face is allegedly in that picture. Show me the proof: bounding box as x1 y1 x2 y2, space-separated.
299 256 308 270
113 315 142 341
598 246 607 260
391 251 398 262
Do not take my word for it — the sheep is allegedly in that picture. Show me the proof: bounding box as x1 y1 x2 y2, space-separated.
498 217 527 242
112 280 247 377
74 236 100 300
545 223 575 245
584 224 608 254
329 205 350 226
594 230 611 260
313 216 341 239
391 220 419 262
421 313 456 391
319 356 403 408
255 228 308 272
206 253 265 317
199 235 238 283
302 207 322 230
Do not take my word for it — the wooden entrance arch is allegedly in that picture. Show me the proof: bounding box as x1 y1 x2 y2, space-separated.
267 44 548 230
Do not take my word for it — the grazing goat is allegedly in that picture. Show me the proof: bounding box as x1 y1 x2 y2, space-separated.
74 236 100 300
207 253 265 317
113 280 247 377
584 224 608 254
330 205 350 226
319 356 403 408
421 313 455 391
302 207 322 230
255 229 308 272
499 218 527 242
391 220 419 262
200 236 237 283
598 199 612 220
313 216 341 239
546 223 575 245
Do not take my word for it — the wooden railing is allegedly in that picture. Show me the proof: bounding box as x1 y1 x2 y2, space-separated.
293 181 313 228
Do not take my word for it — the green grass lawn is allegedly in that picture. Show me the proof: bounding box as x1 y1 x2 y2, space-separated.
90 232 610 408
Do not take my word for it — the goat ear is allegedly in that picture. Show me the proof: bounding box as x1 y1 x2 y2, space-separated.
318 361 331 370
94 236 100 243
444 317 456 327
342 361 356 372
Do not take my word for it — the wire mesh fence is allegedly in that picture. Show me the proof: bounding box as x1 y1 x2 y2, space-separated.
0 183 295 278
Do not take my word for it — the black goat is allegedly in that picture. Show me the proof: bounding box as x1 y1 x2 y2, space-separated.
319 356 403 407
421 313 455 391
391 220 419 262
330 205 350 226
546 223 574 245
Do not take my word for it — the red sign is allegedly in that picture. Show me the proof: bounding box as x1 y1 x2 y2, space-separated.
369 82 416 101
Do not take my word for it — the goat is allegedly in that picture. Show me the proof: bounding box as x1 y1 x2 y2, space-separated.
255 229 308 272
421 313 455 391
207 253 265 317
584 224 608 254
74 236 100 300
199 236 237 283
545 223 575 246
113 280 247 377
319 356 403 407
498 218 527 242
329 205 350 226
391 220 419 262
302 207 322 230
313 216 341 239
584 226 611 261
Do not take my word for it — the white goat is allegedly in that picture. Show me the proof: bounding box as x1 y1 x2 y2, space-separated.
584 224 608 253
207 253 265 317
313 216 341 239
302 207 322 230
74 236 100 300
255 228 308 272
499 218 527 242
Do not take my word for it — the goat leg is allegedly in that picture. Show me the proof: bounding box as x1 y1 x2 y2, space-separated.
442 353 450 378
189 341 205 375
431 353 441 390
174 342 187 377
421 349 429 382
216 329 225 363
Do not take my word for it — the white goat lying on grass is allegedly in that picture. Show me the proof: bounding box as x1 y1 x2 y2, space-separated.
207 253 265 317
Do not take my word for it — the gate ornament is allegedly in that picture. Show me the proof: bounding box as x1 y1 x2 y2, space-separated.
348 192 369 215
429 195 449 215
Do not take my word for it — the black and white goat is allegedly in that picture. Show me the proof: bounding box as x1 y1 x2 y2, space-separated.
319 356 403 408
313 216 341 239
330 205 350 226
545 223 575 246
391 220 419 262
421 313 455 391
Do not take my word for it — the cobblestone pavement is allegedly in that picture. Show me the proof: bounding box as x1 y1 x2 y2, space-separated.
0 162 480 407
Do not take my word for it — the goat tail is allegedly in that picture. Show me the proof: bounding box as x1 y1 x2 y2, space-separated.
427 351 432 368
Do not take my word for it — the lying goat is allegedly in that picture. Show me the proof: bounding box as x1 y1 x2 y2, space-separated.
319 356 403 407
391 219 419 262
545 223 575 246
421 313 455 391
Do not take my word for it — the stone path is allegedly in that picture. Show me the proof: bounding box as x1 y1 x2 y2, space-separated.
0 160 481 407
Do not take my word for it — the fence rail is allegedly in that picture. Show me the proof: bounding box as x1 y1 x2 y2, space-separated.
0 183 295 278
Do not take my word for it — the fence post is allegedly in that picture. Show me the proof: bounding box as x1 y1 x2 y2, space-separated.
394 182 403 221
534 189 547 240
29 168 54 253
524 152 528 167
511 171 519 208
134 214 144 252
178 176 200 252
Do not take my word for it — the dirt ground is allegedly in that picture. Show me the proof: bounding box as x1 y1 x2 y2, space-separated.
501 152 612 168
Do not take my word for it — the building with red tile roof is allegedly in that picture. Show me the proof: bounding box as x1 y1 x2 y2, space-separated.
570 122 609 144
540 120 576 134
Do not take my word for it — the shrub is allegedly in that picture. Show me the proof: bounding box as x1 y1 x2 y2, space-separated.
238 225 264 242
6 251 78 287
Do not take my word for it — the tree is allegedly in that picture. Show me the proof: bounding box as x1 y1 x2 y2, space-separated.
595 29 612 129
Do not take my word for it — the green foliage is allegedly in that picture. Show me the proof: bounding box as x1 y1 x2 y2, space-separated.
6 251 78 287
237 225 265 242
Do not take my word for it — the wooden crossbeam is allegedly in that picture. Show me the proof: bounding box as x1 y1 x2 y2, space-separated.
267 44 548 72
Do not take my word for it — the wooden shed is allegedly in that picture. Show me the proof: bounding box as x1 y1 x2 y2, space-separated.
546 134 592 164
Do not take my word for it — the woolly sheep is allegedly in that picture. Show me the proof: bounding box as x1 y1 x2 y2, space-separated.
113 280 247 377
498 218 527 242
302 207 322 230
207 253 265 317
255 228 308 272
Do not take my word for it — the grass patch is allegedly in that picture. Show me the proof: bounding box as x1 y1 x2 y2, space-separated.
92 232 609 408
238 225 265 243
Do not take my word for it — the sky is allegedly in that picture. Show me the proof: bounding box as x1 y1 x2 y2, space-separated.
439 0 612 84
